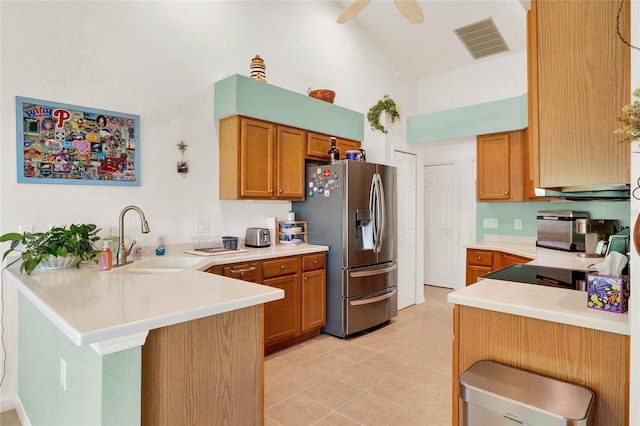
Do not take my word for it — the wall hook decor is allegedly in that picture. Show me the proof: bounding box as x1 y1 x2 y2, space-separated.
177 140 189 174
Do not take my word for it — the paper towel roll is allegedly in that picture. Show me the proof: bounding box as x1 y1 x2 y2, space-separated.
266 217 276 242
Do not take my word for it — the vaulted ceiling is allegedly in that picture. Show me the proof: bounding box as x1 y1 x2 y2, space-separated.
331 0 528 79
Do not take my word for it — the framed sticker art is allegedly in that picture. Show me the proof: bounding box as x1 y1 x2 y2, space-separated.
16 96 140 186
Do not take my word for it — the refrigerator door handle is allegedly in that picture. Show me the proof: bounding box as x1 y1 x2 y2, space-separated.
349 263 397 278
369 174 379 252
349 288 397 306
370 173 385 253
376 173 385 252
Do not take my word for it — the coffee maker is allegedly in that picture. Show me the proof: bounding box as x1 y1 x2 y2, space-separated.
574 219 617 257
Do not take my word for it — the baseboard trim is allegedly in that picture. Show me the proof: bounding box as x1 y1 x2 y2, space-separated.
15 396 30 426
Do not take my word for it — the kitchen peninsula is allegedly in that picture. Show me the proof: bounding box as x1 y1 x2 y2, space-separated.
449 241 630 425
4 243 328 426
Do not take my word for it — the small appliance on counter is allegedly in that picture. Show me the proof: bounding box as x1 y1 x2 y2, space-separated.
244 227 271 247
574 218 617 258
536 210 589 252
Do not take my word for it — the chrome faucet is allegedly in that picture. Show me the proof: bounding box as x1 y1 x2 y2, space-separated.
116 205 151 266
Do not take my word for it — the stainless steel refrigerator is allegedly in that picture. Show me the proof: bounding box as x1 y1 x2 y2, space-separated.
292 160 397 338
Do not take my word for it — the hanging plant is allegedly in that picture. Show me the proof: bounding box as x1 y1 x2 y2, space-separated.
367 95 400 134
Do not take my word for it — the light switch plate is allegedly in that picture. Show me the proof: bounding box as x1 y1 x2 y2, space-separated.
483 218 499 229
195 220 209 234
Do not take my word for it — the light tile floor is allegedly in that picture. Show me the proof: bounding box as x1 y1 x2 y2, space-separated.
0 285 454 426
265 285 454 426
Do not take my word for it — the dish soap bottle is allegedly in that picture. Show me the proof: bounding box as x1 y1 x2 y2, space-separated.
99 241 112 271
155 237 166 256
328 137 340 164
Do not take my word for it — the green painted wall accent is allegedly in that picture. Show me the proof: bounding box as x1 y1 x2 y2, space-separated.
214 74 365 141
476 200 630 241
19 294 141 425
407 94 528 143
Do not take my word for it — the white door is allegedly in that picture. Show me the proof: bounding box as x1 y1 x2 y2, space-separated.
394 151 417 309
424 163 455 288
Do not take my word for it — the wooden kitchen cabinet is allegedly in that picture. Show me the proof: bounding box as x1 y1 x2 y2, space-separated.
305 131 361 161
263 273 300 345
207 252 327 353
452 305 629 425
500 252 532 268
219 115 305 200
142 305 263 425
476 131 524 201
527 0 630 189
465 249 497 285
301 253 326 332
465 248 532 285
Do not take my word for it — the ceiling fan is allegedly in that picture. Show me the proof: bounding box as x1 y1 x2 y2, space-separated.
337 0 424 24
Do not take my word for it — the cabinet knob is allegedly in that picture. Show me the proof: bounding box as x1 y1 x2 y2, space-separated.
280 264 285 270
269 189 274 193
279 189 283 193
477 256 482 261
313 259 318 264
304 276 308 281
504 192 509 196
240 271 245 277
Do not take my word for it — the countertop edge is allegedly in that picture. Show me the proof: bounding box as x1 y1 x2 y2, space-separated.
5 244 328 350
448 279 630 336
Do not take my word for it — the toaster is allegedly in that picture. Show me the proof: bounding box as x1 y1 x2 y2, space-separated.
245 227 271 247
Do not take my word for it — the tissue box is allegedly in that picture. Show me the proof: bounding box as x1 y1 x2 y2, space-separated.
587 273 629 313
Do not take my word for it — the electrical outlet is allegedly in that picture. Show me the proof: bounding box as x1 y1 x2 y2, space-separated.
60 358 67 391
514 219 523 230
195 220 209 234
482 218 499 229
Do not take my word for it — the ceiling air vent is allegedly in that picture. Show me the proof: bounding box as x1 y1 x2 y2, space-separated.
454 17 510 60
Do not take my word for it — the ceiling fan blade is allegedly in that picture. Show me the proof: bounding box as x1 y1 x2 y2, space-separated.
337 0 372 24
393 0 424 24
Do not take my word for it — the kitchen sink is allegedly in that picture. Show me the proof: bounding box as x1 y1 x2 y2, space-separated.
117 267 184 274
110 256 204 274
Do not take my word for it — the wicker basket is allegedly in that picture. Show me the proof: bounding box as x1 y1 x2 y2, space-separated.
308 89 335 104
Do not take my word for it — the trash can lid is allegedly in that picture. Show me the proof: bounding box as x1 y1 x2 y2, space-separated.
459 360 594 424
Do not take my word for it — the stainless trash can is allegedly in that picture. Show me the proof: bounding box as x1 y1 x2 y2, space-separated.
459 360 595 426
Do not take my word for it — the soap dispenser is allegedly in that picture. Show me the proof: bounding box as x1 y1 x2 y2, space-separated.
99 241 113 271
155 237 166 256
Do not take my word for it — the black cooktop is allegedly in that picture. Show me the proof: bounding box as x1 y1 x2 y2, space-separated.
481 264 590 291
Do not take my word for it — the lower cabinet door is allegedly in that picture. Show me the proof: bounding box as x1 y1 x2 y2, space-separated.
263 274 300 345
301 269 326 331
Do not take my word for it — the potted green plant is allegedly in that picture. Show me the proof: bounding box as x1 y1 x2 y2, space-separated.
1 224 101 274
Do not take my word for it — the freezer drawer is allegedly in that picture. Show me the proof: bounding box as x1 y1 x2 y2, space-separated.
343 286 397 336
344 262 397 297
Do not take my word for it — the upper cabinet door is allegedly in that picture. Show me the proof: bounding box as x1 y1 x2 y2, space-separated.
477 131 523 201
275 126 305 200
531 0 630 188
240 118 275 198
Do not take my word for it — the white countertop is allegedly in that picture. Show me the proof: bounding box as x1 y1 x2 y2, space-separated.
464 240 605 271
450 238 630 335
4 243 329 349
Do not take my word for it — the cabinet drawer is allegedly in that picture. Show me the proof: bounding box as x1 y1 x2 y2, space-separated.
223 262 261 282
263 257 299 278
302 253 325 272
467 250 494 267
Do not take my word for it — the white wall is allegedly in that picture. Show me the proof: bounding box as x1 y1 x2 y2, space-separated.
0 1 416 409
416 51 528 114
412 50 527 289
